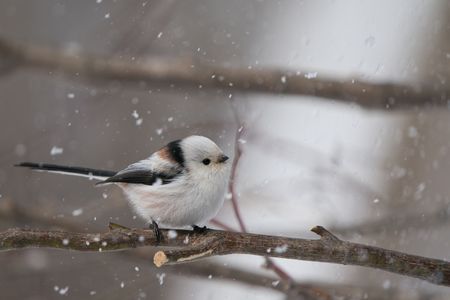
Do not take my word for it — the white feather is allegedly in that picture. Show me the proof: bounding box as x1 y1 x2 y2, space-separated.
30 169 108 181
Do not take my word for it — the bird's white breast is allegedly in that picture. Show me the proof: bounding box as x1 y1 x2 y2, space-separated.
118 167 229 228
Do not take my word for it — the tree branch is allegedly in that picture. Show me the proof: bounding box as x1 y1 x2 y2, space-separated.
174 263 441 300
0 37 447 109
1 225 449 287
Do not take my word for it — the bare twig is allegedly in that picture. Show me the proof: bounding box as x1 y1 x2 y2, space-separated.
0 37 448 109
228 121 247 232
1 226 449 287
226 109 298 287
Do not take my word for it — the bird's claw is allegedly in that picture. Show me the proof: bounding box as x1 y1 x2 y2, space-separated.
150 220 162 243
192 225 208 233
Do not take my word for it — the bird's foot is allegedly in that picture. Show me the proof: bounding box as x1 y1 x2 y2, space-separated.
192 225 208 233
149 220 162 243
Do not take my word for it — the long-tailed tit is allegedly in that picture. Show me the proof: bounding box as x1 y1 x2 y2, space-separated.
16 135 230 240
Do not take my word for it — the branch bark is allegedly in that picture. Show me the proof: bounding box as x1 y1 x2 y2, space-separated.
1 225 449 287
0 37 447 110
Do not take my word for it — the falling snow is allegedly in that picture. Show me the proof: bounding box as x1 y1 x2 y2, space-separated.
304 72 318 79
54 286 69 295
156 273 166 285
168 230 178 239
132 110 143 126
274 244 288 253
50 146 64 156
408 126 418 138
71 208 83 216
59 286 69 295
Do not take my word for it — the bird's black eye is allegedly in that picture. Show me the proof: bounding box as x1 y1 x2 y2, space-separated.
202 158 211 165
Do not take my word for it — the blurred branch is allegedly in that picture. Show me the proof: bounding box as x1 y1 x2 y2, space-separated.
1 225 449 287
331 207 450 237
173 263 328 300
175 263 442 300
228 122 248 232
0 37 448 109
0 198 81 232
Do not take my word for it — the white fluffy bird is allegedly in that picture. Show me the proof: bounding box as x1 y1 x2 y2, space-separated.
16 136 231 240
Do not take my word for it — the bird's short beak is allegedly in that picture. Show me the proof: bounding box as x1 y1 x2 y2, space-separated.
218 154 229 163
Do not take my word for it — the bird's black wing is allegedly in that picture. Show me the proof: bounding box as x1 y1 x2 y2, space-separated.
96 167 181 186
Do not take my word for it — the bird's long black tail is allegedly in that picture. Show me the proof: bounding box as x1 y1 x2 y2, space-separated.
15 162 116 180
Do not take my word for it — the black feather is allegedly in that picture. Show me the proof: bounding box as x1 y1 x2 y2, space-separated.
96 169 181 186
167 139 185 166
15 162 116 177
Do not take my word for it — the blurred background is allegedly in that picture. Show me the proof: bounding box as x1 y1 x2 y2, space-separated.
1 0 450 299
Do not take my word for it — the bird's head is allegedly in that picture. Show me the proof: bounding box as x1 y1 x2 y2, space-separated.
163 135 230 182
181 135 229 172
